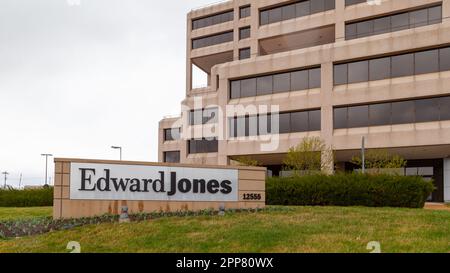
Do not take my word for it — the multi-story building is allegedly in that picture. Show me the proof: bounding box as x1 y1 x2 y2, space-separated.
159 0 450 202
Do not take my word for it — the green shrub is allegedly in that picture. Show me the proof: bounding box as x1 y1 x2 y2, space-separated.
266 173 435 208
0 187 53 207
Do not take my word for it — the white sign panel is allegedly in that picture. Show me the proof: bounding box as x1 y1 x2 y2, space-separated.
70 163 239 202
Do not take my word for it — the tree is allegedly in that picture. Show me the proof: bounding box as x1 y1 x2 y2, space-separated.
232 156 260 167
283 137 334 174
350 149 407 171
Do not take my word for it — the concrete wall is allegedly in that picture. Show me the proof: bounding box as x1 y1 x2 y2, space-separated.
445 158 450 202
53 158 266 219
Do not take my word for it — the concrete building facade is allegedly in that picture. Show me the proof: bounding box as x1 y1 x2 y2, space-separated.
159 0 450 202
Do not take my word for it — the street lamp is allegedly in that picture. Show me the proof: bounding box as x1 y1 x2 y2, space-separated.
2 171 9 189
111 146 122 160
41 154 53 186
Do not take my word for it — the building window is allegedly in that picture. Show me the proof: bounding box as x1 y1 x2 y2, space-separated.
192 10 234 30
334 45 450 85
188 138 218 154
230 66 321 99
164 128 181 141
164 151 180 163
240 5 251 18
239 26 251 40
345 0 367 6
239 48 251 60
345 5 442 40
189 108 218 125
192 31 233 49
260 0 335 26
334 96 450 129
229 109 321 137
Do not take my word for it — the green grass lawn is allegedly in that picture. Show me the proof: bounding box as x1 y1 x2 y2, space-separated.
0 206 449 253
0 207 52 221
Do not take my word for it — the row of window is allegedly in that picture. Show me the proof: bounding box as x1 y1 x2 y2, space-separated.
334 46 450 85
189 108 218 125
192 10 234 30
164 128 181 141
192 31 233 49
260 0 335 26
334 96 450 129
163 151 181 163
345 0 367 6
229 110 321 137
188 138 219 154
346 5 442 40
230 67 321 99
192 5 251 30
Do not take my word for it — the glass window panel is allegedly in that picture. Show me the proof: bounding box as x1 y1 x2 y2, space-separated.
409 9 428 28
239 27 251 40
439 47 450 71
348 61 369 83
206 139 218 153
391 53 414 78
260 10 269 25
415 49 439 75
391 13 409 32
415 98 440 123
258 114 272 135
369 103 391 126
440 96 450 120
240 6 251 18
310 0 325 14
229 117 237 137
240 78 257 97
296 1 310 17
334 108 348 129
392 101 415 124
369 57 391 81
348 105 369 128
309 110 322 131
203 108 218 124
291 111 309 132
309 68 321 88
230 81 240 99
334 64 348 85
324 0 335 10
248 116 258 136
346 23 357 40
164 151 180 163
239 48 251 60
268 7 282 24
418 167 434 176
282 4 296 20
373 17 391 35
257 75 273 96
357 20 374 38
291 70 309 90
279 113 291 134
236 116 246 137
405 167 418 176
428 6 442 24
273 73 291 93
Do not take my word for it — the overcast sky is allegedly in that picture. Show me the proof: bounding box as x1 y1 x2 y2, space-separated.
0 0 213 186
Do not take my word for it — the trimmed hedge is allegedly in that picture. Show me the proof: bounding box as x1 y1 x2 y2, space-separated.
267 174 435 208
0 187 53 207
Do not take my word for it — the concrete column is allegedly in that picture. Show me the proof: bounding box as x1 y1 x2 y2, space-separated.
186 15 193 94
443 0 450 23
444 158 450 202
335 0 346 42
321 62 335 173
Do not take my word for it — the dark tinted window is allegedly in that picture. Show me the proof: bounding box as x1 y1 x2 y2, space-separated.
310 0 325 14
440 47 450 71
239 47 251 60
192 31 233 49
440 97 450 120
164 151 180 163
260 10 269 25
391 54 414 78
428 5 442 24
241 78 257 97
415 98 440 123
239 27 251 40
309 68 321 88
230 81 240 99
291 111 309 132
415 49 439 74
357 20 374 38
192 11 234 30
188 139 218 154
334 108 348 129
373 17 391 35
164 128 181 141
369 57 391 81
296 1 310 17
392 101 415 124
348 105 369 128
334 64 348 85
391 13 409 31
257 75 273 96
282 4 296 21
309 110 322 131
409 9 428 27
258 114 271 135
345 0 366 6
273 73 291 93
346 24 357 39
369 103 391 126
348 61 369 83
240 6 251 18
268 7 282 24
291 70 309 90
278 113 291 134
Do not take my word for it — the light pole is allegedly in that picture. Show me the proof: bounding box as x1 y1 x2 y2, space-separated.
41 154 53 186
2 172 9 189
111 146 122 160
